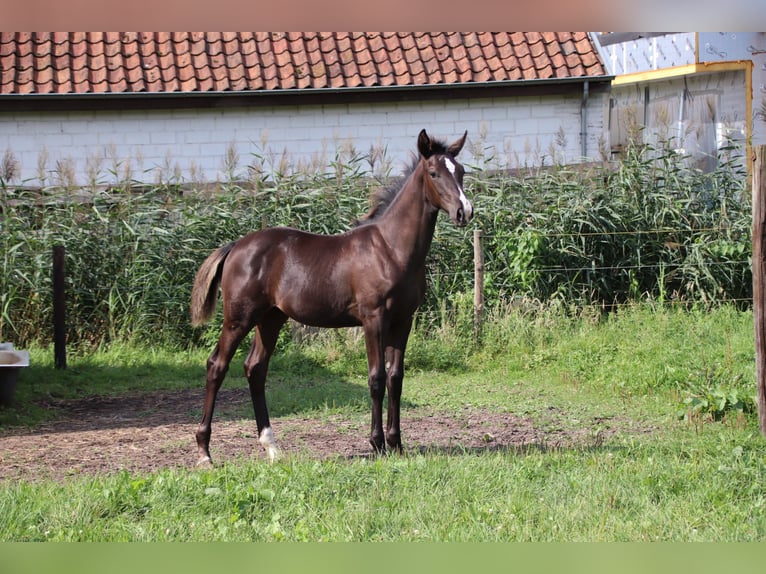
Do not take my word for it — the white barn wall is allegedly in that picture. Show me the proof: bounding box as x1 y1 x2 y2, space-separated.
0 93 609 187
611 70 748 170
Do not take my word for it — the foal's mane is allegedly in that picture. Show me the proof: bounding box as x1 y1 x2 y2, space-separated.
354 136 452 226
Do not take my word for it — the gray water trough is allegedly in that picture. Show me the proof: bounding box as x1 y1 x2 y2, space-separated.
0 343 29 407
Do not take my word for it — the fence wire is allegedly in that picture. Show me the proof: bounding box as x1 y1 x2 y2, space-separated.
1 152 753 346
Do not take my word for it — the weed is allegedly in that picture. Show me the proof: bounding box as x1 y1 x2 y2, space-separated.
679 387 756 425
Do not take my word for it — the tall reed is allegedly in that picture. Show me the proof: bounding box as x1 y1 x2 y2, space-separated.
0 137 750 349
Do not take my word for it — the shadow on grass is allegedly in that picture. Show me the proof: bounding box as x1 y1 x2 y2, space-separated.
0 350 383 432
407 441 626 458
303 440 626 464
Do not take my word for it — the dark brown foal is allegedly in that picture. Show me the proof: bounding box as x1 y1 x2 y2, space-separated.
190 129 473 466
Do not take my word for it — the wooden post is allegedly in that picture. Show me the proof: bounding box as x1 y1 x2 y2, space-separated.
52 245 66 370
753 146 766 436
473 228 484 342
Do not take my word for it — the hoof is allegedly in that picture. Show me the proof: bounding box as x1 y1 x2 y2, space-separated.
196 456 213 468
386 435 403 453
259 427 281 464
265 445 281 464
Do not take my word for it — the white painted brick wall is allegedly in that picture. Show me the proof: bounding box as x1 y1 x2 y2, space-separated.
1 93 608 186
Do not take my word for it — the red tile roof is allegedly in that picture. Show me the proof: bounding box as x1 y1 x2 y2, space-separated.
0 32 607 96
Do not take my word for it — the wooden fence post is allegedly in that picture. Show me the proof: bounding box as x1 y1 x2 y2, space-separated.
53 245 66 370
752 145 766 436
473 228 484 342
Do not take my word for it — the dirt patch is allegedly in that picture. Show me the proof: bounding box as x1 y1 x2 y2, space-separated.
0 388 626 482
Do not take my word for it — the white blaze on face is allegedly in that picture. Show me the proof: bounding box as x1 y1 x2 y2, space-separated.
443 157 473 218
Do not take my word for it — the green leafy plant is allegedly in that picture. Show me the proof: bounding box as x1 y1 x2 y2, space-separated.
678 387 756 423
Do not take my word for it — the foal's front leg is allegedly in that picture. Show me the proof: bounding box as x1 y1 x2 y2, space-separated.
385 346 405 452
363 316 387 453
384 319 412 452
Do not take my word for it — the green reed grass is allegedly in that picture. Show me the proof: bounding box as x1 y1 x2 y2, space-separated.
0 137 750 349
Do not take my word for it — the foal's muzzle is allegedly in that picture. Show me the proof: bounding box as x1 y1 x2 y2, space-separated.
454 201 473 226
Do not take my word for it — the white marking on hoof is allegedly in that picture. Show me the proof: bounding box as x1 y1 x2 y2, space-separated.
259 426 281 463
196 456 213 468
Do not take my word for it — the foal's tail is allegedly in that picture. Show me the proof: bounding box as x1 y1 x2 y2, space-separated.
190 242 236 327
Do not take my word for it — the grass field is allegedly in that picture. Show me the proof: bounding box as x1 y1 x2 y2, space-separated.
0 305 764 541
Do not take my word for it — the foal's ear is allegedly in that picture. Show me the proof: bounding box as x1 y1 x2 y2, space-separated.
417 129 433 158
448 130 468 157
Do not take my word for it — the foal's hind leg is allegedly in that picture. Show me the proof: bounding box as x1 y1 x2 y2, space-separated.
196 317 255 467
244 308 287 462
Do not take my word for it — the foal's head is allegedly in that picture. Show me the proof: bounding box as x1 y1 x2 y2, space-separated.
417 129 473 226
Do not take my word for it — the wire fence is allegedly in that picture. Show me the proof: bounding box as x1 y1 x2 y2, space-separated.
1 139 753 347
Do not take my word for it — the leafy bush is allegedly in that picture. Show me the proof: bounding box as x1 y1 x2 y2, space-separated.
678 388 756 424
467 139 750 309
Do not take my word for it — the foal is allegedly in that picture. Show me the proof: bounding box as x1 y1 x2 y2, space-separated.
190 129 473 465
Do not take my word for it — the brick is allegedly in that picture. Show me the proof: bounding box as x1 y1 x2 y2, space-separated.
1 80 611 183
